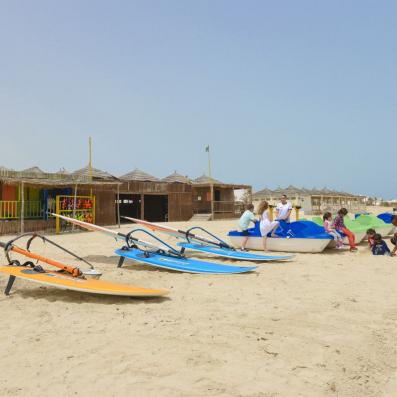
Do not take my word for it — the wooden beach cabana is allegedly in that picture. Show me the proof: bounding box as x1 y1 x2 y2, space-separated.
118 170 193 222
191 175 251 220
0 166 120 235
0 164 253 235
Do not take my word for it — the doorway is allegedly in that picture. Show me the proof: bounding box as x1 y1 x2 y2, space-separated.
144 194 168 222
117 194 141 223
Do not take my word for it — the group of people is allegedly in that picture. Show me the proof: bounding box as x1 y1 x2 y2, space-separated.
366 217 397 256
238 195 397 255
322 208 357 252
323 210 397 256
238 194 292 251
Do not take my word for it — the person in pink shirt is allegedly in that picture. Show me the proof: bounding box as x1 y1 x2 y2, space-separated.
323 212 343 249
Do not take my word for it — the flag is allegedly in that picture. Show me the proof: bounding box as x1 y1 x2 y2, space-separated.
205 145 210 152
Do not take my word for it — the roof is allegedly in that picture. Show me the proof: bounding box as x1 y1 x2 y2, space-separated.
120 168 159 182
252 187 274 197
72 165 118 181
0 168 120 187
193 174 223 185
162 171 191 184
253 185 362 198
22 166 45 174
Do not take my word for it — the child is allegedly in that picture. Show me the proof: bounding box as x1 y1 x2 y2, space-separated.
372 234 391 256
238 203 256 251
366 228 376 249
333 208 357 252
257 200 279 251
323 212 343 249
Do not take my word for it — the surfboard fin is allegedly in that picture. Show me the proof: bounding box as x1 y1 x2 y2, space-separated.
4 275 16 296
117 256 125 268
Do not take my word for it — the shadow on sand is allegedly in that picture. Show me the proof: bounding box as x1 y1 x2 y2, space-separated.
2 286 170 305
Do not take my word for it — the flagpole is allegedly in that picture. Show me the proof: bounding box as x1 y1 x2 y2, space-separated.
207 145 212 178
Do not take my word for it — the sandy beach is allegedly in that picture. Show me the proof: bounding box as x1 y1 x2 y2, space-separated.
1 211 397 397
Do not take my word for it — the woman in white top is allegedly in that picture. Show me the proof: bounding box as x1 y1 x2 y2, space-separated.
258 200 280 251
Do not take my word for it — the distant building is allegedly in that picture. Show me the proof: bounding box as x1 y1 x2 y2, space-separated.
252 185 365 215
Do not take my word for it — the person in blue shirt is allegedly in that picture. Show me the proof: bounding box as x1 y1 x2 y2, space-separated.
372 234 391 256
238 204 257 251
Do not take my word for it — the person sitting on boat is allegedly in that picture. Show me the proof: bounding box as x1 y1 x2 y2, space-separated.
333 208 357 252
237 203 257 251
275 195 293 223
323 212 343 249
257 201 279 251
366 228 376 249
372 234 391 256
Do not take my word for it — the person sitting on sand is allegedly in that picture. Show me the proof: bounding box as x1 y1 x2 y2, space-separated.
372 234 391 256
323 212 343 249
366 228 376 249
333 208 357 252
257 201 280 251
238 203 256 251
275 194 293 223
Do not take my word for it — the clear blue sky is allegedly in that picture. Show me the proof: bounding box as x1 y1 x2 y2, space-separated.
0 1 396 198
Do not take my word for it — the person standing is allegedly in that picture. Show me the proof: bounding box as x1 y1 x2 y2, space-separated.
237 203 257 251
275 194 293 222
257 201 280 251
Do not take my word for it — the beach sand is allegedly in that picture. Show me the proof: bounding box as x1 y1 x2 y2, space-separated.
1 210 397 397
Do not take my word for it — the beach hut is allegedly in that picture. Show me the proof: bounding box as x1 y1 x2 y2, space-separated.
118 168 165 222
0 166 121 235
162 172 193 222
118 169 193 222
71 165 121 225
191 174 251 220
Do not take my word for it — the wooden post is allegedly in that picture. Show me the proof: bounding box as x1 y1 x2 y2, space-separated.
89 137 93 197
117 184 120 228
72 184 78 232
294 206 301 220
210 184 214 220
55 195 60 234
20 181 24 234
140 194 144 220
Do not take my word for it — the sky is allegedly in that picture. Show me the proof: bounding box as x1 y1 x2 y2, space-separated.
0 1 396 198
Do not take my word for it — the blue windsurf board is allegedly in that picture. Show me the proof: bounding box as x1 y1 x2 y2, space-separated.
177 242 293 261
115 248 256 274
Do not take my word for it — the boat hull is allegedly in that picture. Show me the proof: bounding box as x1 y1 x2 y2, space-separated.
228 235 330 253
349 231 366 244
376 226 394 236
327 231 365 247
